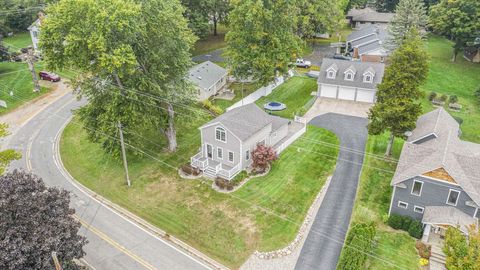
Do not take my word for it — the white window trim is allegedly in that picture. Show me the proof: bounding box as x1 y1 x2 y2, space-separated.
217 147 223 160
363 75 372 83
215 127 226 143
398 201 408 209
228 151 234 163
327 71 336 79
345 72 354 81
411 180 423 196
446 189 461 206
413 205 424 213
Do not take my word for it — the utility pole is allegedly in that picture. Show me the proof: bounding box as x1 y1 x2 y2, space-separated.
118 121 131 187
26 48 40 93
51 252 62 270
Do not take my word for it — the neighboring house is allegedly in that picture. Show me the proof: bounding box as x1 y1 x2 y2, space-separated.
190 103 306 180
346 25 390 63
464 46 480 63
389 108 480 240
346 7 394 29
188 61 228 101
317 58 385 103
28 19 41 52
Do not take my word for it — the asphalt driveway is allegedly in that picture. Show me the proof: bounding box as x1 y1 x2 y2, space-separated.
294 113 368 270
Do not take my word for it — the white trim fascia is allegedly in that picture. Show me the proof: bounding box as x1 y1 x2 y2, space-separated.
388 186 397 216
411 179 424 196
409 132 438 144
446 189 461 206
473 207 478 219
200 122 243 143
420 173 460 187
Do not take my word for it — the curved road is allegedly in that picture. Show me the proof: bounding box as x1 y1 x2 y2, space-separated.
8 92 212 270
295 113 368 270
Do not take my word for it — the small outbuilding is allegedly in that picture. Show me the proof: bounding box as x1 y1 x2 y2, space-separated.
188 61 228 101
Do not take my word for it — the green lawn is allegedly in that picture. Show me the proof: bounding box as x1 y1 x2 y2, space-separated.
0 62 50 114
255 76 317 118
60 115 339 268
191 25 228 56
212 82 260 111
420 35 480 143
3 32 32 52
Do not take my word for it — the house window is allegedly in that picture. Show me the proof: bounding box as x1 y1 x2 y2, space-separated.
398 201 408 209
217 147 223 159
345 73 353 81
411 180 423 196
215 127 226 142
228 151 234 162
327 71 335 79
32 31 38 38
364 75 372 83
246 150 250 160
414 206 424 213
446 189 461 206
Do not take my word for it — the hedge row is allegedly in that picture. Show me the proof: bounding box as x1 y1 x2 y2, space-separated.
337 222 376 270
388 214 423 239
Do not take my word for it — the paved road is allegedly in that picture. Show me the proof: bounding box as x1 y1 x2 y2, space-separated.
7 93 211 270
295 113 368 270
192 48 225 63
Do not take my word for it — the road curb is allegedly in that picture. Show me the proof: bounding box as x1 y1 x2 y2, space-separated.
54 117 229 270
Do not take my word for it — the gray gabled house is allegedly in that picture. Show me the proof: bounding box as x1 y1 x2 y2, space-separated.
346 25 390 63
317 58 385 103
389 108 480 240
190 104 306 180
346 7 394 29
188 61 228 101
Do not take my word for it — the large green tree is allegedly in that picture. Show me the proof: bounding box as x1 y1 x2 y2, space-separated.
429 0 480 62
41 0 196 154
226 0 303 86
443 226 480 270
297 0 343 39
387 0 428 48
210 0 229 36
368 29 428 156
0 171 87 270
375 0 399 12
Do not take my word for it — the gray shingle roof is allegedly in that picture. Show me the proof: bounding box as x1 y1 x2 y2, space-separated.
422 206 478 234
347 26 390 56
188 61 228 91
200 103 289 141
347 25 384 42
352 11 394 23
391 108 480 205
346 7 376 18
318 58 385 90
357 40 387 54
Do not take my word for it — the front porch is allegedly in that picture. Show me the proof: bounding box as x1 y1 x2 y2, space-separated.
190 153 242 180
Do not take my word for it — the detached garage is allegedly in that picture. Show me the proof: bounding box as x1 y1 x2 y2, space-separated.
317 58 385 104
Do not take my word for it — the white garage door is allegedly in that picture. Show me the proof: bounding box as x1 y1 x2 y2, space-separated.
338 87 356 101
356 90 375 103
320 85 337 98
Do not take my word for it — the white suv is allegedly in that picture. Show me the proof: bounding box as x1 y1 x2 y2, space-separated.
295 58 311 68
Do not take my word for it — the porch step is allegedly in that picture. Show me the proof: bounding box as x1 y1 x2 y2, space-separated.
203 167 217 178
430 245 446 269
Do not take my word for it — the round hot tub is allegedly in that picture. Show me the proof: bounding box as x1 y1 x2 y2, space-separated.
264 101 287 111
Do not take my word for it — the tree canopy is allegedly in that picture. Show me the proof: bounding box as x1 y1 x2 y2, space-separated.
429 0 480 62
296 0 343 39
225 0 303 86
443 226 480 270
41 0 196 154
387 0 428 48
368 29 428 156
0 170 87 270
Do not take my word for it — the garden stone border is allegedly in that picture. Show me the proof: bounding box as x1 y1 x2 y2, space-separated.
178 168 203 180
212 165 271 193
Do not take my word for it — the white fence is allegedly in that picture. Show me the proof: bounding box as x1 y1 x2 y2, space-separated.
276 124 307 154
226 76 286 111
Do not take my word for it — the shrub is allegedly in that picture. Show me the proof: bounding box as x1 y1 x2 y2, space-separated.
419 258 429 266
408 220 424 239
181 164 199 176
251 144 277 173
428 91 437 101
449 95 458 104
439 94 448 102
415 241 431 259
337 222 376 270
202 99 223 115
401 215 412 231
387 214 403 230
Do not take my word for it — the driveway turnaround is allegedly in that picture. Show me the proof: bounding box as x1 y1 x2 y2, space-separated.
295 113 368 270
7 93 212 270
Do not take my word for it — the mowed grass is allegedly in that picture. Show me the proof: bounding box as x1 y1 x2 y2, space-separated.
0 62 50 114
60 115 339 268
256 76 317 118
349 133 419 270
212 82 260 111
420 35 480 143
3 32 32 52
191 25 228 56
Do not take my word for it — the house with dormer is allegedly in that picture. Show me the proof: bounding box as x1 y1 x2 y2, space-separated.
190 104 306 180
389 108 480 240
316 58 385 103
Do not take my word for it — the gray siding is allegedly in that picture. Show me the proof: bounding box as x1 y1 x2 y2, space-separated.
391 176 477 221
270 124 289 146
201 123 241 167
242 124 273 169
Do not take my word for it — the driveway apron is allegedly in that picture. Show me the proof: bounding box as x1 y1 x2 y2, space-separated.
295 113 368 270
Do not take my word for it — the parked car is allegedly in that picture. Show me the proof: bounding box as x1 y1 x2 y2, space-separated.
295 59 311 68
39 71 61 82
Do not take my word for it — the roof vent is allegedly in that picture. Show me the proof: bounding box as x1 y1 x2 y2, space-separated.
197 76 202 80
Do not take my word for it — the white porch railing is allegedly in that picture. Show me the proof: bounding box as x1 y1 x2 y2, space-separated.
218 163 242 180
190 152 207 170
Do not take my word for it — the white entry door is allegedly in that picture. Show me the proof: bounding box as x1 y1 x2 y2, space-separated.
320 85 337 98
